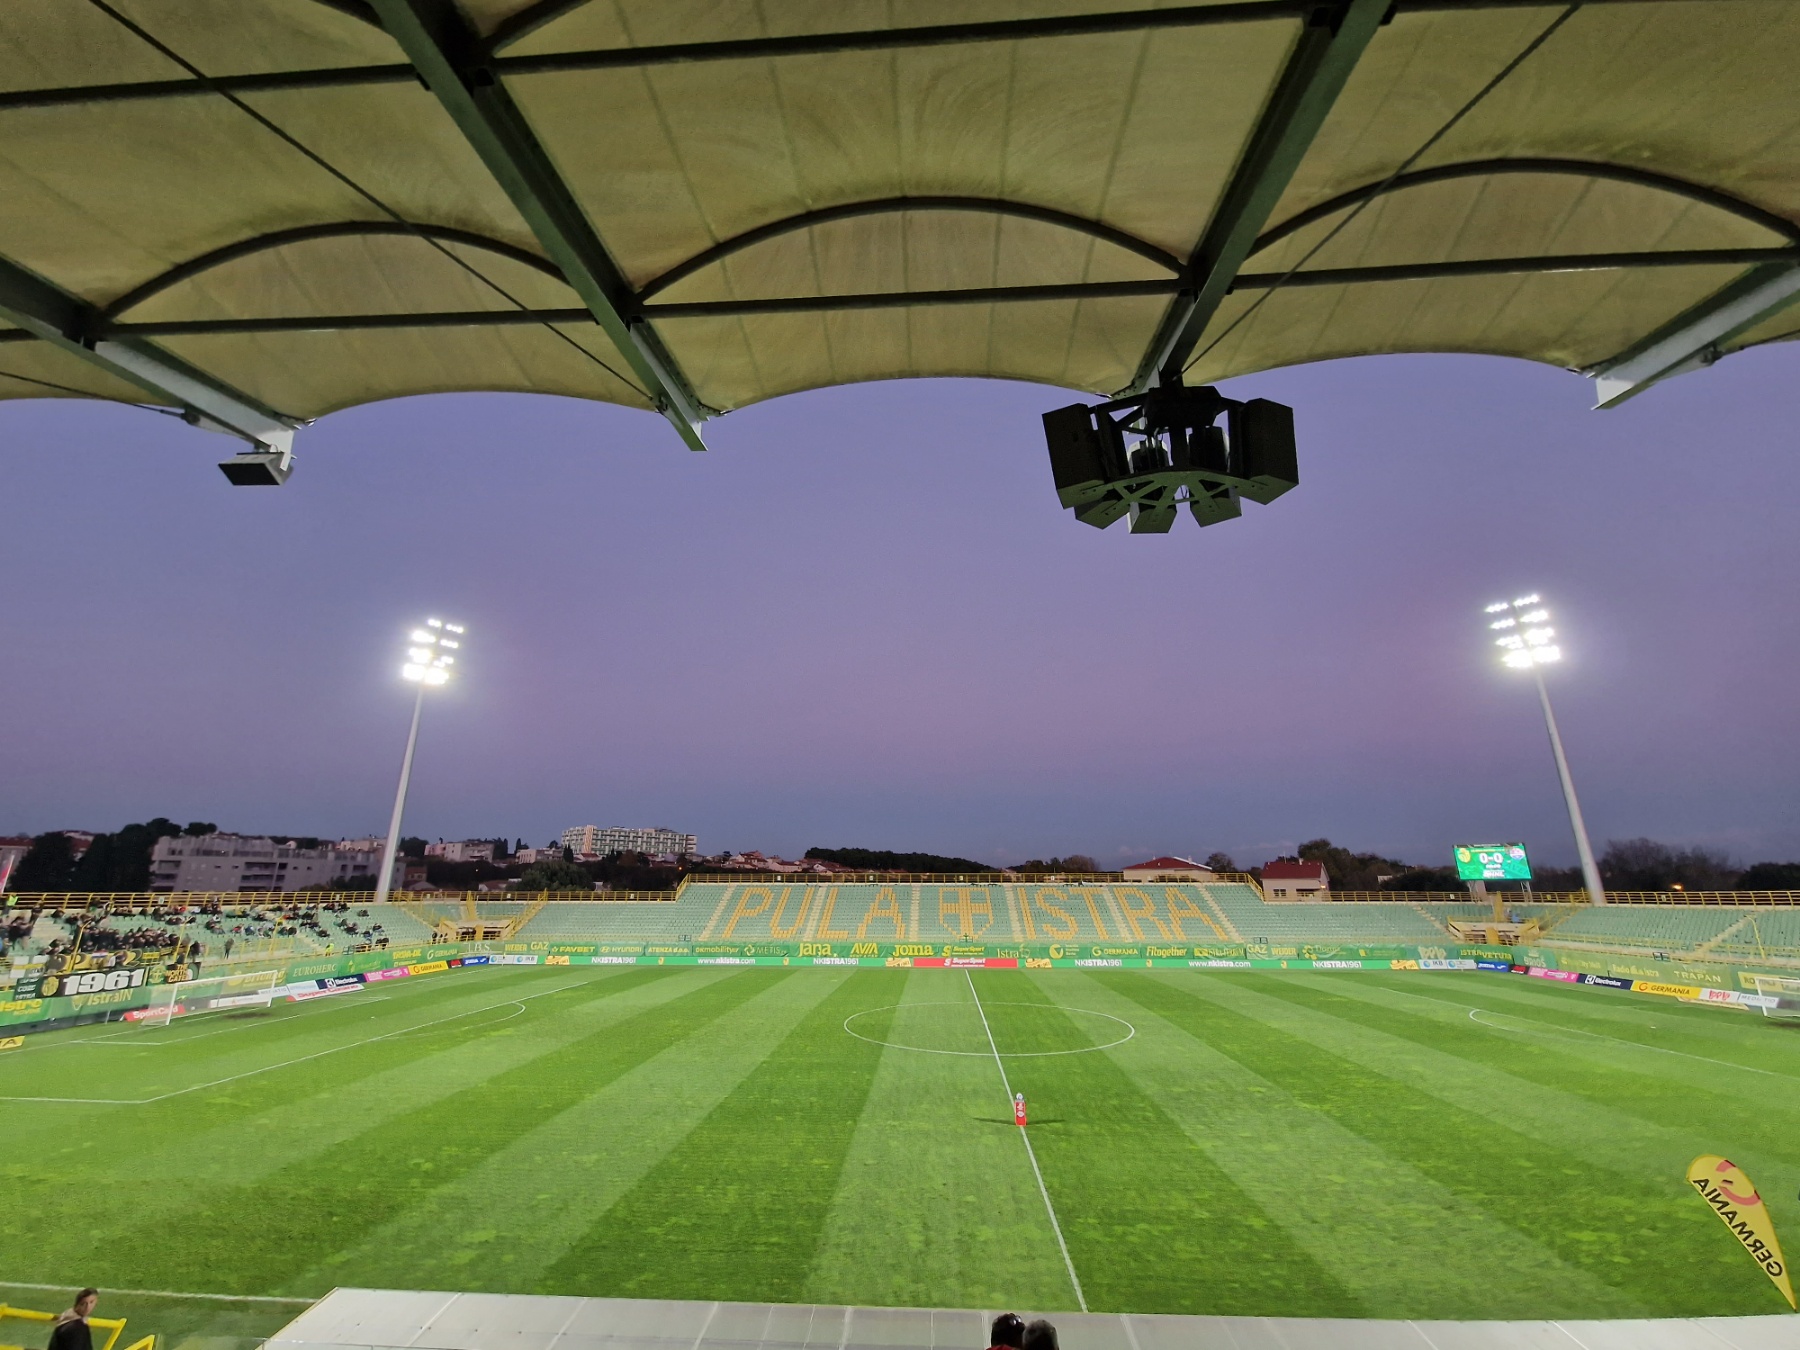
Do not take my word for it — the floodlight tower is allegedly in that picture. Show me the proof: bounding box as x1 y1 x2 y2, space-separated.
1484 595 1606 905
374 618 465 905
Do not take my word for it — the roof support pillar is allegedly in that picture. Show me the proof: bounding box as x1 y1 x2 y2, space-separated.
0 252 302 451
1586 263 1800 408
368 0 711 449
1129 0 1388 392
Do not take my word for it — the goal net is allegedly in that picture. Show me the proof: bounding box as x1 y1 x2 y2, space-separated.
1751 975 1800 1022
137 969 281 1027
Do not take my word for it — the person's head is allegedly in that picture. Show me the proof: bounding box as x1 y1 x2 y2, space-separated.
73 1290 98 1318
989 1314 1025 1350
1022 1321 1057 1350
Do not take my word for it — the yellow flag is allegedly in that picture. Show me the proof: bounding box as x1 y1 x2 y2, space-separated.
1688 1155 1796 1309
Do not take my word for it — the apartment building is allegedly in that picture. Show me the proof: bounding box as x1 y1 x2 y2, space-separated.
561 825 697 857
149 834 389 892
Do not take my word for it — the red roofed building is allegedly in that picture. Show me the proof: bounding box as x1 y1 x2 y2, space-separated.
1261 859 1329 900
1122 856 1216 882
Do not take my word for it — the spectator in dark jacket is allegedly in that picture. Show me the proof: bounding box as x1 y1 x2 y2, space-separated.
988 1314 1025 1350
47 1289 98 1350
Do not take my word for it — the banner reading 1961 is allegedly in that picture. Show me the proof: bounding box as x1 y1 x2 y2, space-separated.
1687 1155 1795 1309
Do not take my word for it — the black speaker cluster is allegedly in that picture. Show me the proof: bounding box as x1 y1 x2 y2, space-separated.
1042 382 1298 533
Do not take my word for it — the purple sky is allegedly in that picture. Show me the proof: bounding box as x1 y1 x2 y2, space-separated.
5 346 1798 870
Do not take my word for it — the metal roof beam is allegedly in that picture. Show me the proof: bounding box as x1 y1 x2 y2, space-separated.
1585 263 1800 408
367 0 711 449
0 251 300 450
1130 0 1388 392
0 1 1686 113
42 247 1796 340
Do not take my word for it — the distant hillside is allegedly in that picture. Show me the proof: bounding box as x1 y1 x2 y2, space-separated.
804 847 997 874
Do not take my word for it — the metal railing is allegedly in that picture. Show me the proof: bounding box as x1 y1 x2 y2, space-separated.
1326 890 1800 907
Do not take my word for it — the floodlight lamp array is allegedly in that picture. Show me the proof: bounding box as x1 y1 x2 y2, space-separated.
401 617 466 686
1484 595 1560 669
1040 381 1299 533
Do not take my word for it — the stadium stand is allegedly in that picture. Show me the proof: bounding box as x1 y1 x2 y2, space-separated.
1207 885 1445 943
7 890 1798 973
1539 904 1743 951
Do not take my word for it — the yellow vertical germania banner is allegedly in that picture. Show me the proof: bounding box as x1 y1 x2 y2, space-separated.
1687 1155 1796 1309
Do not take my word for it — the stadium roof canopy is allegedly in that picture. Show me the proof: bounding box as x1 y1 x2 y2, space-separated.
2 0 1797 460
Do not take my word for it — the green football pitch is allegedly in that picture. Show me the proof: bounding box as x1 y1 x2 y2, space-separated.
3 965 1796 1347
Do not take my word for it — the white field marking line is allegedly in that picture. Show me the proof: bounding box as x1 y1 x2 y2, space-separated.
1465 1007 1790 1079
80 994 395 1047
1373 982 1794 1080
391 1000 527 1035
0 1280 315 1305
0 980 584 1105
965 970 1087 1312
842 1001 1134 1057
13 987 404 1057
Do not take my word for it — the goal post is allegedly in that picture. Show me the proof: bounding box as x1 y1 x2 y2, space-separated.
137 969 281 1027
1750 975 1800 1022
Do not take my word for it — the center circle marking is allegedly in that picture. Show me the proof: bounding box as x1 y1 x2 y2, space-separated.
843 1001 1135 1057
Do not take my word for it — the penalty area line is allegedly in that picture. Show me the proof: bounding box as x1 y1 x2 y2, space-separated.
0 980 585 1105
965 969 1087 1312
0 1280 315 1305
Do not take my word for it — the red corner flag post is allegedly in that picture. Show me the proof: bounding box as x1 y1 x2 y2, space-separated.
1014 1092 1027 1127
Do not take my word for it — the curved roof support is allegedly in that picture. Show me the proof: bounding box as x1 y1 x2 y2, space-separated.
488 0 591 51
1254 158 1800 255
102 222 565 319
638 198 1185 301
1131 0 1389 392
306 0 382 25
1231 247 1800 291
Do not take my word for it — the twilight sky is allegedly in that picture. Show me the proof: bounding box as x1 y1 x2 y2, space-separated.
4 345 1798 870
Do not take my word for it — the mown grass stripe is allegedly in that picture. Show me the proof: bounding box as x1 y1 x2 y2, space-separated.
978 970 1357 1316
13 970 777 1294
803 970 1078 1311
0 970 663 1270
1 968 567 1102
1280 974 1800 1162
312 969 847 1292
540 971 904 1301
1350 974 1800 1085
1150 971 1775 1316
1078 972 1636 1320
1167 972 1800 1254
113 968 706 1186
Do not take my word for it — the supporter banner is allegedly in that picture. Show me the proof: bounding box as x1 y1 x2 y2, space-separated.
15 967 149 1000
1687 1156 1795 1309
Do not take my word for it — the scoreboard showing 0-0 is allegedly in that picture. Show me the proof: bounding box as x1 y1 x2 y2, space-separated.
1454 843 1532 882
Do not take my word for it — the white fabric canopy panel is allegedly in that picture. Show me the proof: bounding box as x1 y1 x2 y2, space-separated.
0 0 1794 458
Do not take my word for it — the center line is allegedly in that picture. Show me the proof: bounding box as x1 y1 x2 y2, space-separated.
965 969 1087 1312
